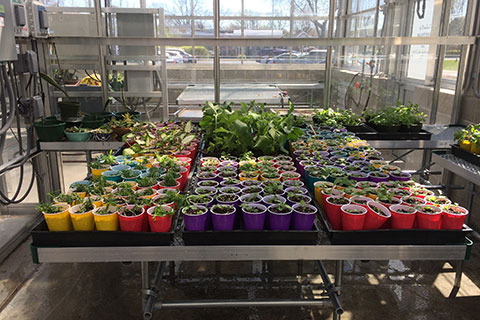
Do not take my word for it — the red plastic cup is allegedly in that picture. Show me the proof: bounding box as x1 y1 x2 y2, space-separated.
441 205 468 230
320 189 343 210
389 204 416 229
340 204 366 230
349 196 373 210
147 206 173 232
401 196 426 207
375 197 402 209
118 205 145 232
364 201 391 230
324 196 350 230
415 205 442 229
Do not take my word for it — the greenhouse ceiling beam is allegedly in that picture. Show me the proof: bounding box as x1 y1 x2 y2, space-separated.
49 36 476 47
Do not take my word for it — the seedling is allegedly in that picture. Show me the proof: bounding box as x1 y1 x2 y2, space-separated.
120 204 143 217
343 208 364 214
216 193 239 203
328 197 349 205
211 204 235 215
152 206 174 221
269 203 292 214
240 204 264 213
36 203 62 213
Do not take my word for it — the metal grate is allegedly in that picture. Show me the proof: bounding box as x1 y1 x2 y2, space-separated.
439 154 480 176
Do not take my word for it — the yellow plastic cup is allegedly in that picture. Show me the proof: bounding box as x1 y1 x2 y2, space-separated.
471 144 480 154
43 203 73 232
91 167 109 179
69 204 96 231
459 140 472 152
93 206 119 231
68 190 86 199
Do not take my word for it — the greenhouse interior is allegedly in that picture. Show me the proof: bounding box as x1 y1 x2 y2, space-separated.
0 0 480 319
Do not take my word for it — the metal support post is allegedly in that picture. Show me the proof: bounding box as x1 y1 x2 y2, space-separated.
465 182 474 223
449 260 464 298
315 261 344 317
141 261 150 310
323 0 336 107
213 0 220 104
94 0 108 106
143 261 167 320
335 260 343 295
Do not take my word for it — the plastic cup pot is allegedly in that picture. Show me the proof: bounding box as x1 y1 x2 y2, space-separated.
415 204 443 229
314 181 334 206
370 160 388 168
363 201 391 229
368 172 390 183
348 171 369 182
177 166 189 190
197 180 219 189
182 205 209 231
425 196 451 207
42 203 73 231
280 171 301 182
93 205 119 231
389 204 416 229
292 203 317 230
69 203 97 231
91 165 110 179
286 193 312 207
241 180 262 188
240 203 267 230
262 194 287 207
216 193 240 209
101 170 122 183
118 205 145 232
239 171 259 181
111 164 130 172
411 188 435 199
285 186 308 196
147 205 174 232
239 193 263 205
401 195 426 207
355 181 378 190
389 171 412 182
174 149 192 160
349 196 373 210
375 196 402 209
158 179 181 191
283 179 305 190
219 179 241 188
392 188 412 199
340 204 367 231
219 186 242 195
197 171 218 182
211 204 236 231
267 203 293 231
136 187 157 200
441 205 468 230
241 185 264 197
324 196 350 230
200 157 219 167
320 188 343 210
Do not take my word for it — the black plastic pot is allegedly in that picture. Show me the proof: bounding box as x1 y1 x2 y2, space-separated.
58 101 81 119
400 124 422 133
114 111 141 121
98 112 115 123
82 113 106 129
375 125 401 133
34 119 66 142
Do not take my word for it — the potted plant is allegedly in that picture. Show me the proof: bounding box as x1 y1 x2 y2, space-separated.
136 176 158 190
197 171 218 181
110 113 137 140
69 198 96 231
389 204 416 229
118 204 145 232
92 203 119 231
216 193 240 208
36 202 72 231
349 196 372 208
348 171 369 182
136 187 156 199
239 171 259 181
313 180 334 205
284 179 305 189
34 117 66 142
40 72 81 120
92 125 113 142
319 188 343 209
219 186 242 195
368 171 390 183
52 192 81 206
158 171 181 190
120 169 142 182
364 201 391 229
286 193 311 206
260 170 281 181
369 106 402 133
262 194 287 207
340 204 367 231
241 180 262 188
241 185 263 195
411 188 434 199
210 204 236 231
441 205 468 230
375 188 402 208
146 205 175 232
239 193 263 204
415 205 442 229
324 196 349 230
392 188 412 199
197 180 220 188
280 171 301 181
89 161 111 179
220 178 241 188
285 186 307 196
396 103 426 133
425 195 451 207
240 203 267 230
389 170 411 182
194 186 217 197
292 202 317 230
267 203 293 230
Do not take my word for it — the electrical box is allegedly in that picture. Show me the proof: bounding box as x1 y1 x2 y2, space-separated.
12 0 29 37
26 0 48 38
0 0 18 61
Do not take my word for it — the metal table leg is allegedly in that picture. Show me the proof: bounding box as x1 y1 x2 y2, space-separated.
333 260 344 320
143 261 167 320
141 261 149 310
449 260 464 298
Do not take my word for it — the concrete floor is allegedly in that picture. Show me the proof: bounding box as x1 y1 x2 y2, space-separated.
0 240 478 320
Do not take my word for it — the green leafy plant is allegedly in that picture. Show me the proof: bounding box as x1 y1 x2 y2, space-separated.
36 203 62 213
152 206 174 221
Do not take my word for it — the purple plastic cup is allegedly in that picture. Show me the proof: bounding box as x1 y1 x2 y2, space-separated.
267 204 293 230
348 171 369 182
187 195 214 208
368 172 390 183
182 205 208 231
292 203 318 230
219 179 241 188
197 180 219 188
194 186 218 197
241 186 264 196
239 193 263 204
283 180 305 189
196 172 218 182
216 194 240 208
241 203 267 230
262 194 287 207
240 180 262 188
219 186 242 195
390 171 412 182
211 206 236 231
286 194 312 207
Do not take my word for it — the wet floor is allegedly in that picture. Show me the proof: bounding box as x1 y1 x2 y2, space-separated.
0 240 479 320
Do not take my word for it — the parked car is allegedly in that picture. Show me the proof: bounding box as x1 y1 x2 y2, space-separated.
266 53 302 64
166 51 184 63
299 49 328 64
256 48 290 63
167 48 197 63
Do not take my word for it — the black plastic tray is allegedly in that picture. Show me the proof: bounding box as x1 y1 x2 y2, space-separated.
355 126 432 141
31 215 178 247
182 218 320 246
315 199 471 245
451 144 480 167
